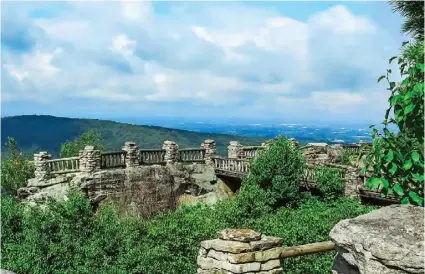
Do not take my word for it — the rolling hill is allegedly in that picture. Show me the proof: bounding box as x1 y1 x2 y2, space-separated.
1 115 267 157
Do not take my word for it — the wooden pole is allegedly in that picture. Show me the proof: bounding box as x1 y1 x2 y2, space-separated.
280 241 336 259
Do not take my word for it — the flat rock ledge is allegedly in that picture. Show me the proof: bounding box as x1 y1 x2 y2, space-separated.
198 229 283 274
330 204 424 274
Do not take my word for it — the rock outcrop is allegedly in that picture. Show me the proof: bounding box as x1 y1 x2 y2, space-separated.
330 204 424 274
19 163 234 218
197 229 283 274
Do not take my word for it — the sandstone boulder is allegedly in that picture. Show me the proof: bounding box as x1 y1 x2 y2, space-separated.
330 204 424 274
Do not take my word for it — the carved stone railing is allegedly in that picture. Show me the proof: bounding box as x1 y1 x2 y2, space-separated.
213 157 250 174
139 149 166 164
179 148 206 163
342 144 361 155
100 151 127 169
240 146 264 159
46 157 80 174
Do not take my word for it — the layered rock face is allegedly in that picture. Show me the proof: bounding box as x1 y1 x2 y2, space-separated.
19 163 234 218
197 229 283 274
330 204 424 274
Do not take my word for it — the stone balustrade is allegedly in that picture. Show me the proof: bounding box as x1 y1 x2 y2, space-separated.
31 140 217 180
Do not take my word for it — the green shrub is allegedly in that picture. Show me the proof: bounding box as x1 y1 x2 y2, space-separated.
243 136 306 207
315 167 345 201
60 130 105 157
1 192 373 274
1 137 35 196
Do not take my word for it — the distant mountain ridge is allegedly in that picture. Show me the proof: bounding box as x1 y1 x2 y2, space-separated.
1 115 267 157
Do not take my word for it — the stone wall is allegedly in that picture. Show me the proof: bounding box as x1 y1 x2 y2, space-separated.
198 229 283 274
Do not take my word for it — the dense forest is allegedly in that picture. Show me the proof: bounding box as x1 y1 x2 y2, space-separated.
1 115 267 157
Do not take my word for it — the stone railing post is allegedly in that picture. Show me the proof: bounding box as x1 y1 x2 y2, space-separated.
197 229 283 273
33 151 52 181
288 137 299 148
163 141 179 164
122 141 140 167
79 146 101 173
228 141 242 159
343 166 362 199
202 139 216 165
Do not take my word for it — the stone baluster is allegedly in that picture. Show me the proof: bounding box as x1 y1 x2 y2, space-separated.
202 139 216 165
228 141 242 159
33 151 52 182
163 141 179 164
122 141 140 167
79 146 101 173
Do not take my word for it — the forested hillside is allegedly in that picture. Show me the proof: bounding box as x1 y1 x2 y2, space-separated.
1 115 266 157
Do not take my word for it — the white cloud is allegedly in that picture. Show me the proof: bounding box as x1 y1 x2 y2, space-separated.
109 34 136 56
120 0 152 22
310 5 376 34
310 91 367 111
1 2 404 121
4 49 61 81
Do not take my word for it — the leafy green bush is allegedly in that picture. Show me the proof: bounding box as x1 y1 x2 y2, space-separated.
1 137 35 196
243 136 306 207
1 193 373 274
315 167 345 201
60 130 106 157
362 1 424 206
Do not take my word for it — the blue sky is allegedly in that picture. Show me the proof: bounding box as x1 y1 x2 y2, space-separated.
1 1 408 124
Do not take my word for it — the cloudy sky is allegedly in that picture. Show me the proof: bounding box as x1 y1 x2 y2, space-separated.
1 1 407 124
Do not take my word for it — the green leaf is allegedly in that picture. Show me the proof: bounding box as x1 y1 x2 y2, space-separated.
387 69 392 74
408 191 423 206
413 82 424 94
389 163 397 175
386 149 394 162
392 184 404 196
367 178 381 190
389 95 401 106
404 104 415 115
377 75 386 83
412 151 420 162
381 178 389 189
401 77 411 86
389 82 396 89
403 160 413 170
413 173 424 182
389 56 397 64
416 63 424 72
402 41 409 47
400 197 410 204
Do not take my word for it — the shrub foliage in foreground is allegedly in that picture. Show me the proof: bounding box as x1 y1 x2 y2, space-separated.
1 193 373 274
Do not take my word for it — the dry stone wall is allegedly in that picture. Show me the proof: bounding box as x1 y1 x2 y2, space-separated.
197 229 283 274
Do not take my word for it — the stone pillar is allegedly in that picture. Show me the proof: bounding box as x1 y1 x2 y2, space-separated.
288 138 299 148
203 139 216 165
79 146 101 173
122 141 140 167
344 166 362 198
228 141 242 159
33 152 52 181
163 141 179 164
261 139 273 148
197 229 283 274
